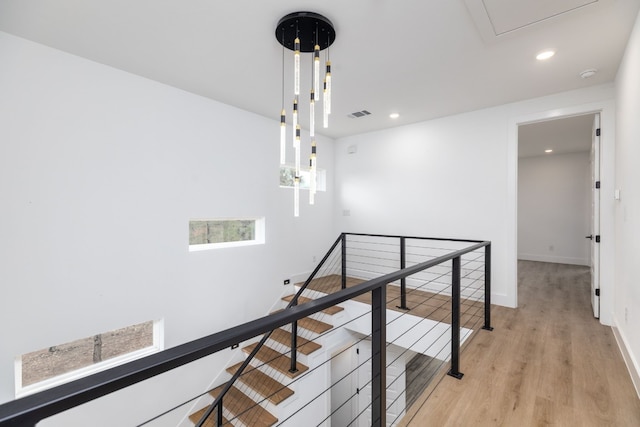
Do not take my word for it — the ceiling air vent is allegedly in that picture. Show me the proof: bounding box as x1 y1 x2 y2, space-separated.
348 110 372 119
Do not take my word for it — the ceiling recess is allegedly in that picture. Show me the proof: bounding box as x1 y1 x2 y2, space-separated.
464 0 609 41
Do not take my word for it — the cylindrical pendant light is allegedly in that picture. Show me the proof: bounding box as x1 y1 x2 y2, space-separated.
309 156 315 205
294 176 300 217
292 97 298 148
314 44 320 101
309 90 315 137
294 37 300 96
295 125 301 175
310 141 317 205
323 79 329 129
280 29 286 165
325 59 332 114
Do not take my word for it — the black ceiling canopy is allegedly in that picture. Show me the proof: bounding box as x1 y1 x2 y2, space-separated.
275 12 336 52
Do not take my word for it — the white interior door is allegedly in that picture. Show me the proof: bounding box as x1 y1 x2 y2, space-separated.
355 340 406 427
590 114 601 318
356 341 373 427
331 347 355 427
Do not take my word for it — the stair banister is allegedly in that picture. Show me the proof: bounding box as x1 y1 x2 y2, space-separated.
288 233 344 374
199 233 345 426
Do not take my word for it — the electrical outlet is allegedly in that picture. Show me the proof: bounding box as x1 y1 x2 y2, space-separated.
284 279 290 285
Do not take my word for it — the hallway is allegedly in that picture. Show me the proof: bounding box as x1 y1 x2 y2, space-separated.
401 261 640 426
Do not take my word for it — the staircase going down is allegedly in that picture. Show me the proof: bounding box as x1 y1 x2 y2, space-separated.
188 292 344 426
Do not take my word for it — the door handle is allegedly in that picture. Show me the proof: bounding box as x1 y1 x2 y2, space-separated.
585 235 593 240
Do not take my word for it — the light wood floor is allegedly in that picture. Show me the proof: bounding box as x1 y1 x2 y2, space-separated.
400 260 640 426
305 275 484 331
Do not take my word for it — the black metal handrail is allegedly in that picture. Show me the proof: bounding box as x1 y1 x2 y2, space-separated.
0 234 491 427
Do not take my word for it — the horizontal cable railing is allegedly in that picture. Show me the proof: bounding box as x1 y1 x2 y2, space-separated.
0 233 491 427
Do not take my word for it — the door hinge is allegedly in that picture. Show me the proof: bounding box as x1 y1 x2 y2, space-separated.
356 348 359 355
596 128 601 136
595 181 600 189
595 235 601 243
595 289 600 297
356 387 360 395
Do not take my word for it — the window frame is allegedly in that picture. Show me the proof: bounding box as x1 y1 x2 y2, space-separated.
279 165 327 191
188 217 265 252
14 319 164 398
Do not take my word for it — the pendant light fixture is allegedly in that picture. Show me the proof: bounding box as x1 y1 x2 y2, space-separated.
279 30 286 165
276 12 335 216
309 141 317 205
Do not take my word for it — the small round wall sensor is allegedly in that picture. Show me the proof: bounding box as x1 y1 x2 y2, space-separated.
580 68 598 79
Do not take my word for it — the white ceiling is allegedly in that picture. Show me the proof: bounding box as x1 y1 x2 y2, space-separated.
0 0 637 139
518 113 595 158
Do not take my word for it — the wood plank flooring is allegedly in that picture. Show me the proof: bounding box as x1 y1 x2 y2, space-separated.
400 260 640 426
304 275 484 331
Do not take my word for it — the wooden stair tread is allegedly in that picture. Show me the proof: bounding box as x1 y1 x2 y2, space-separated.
271 309 334 334
189 406 229 426
270 328 322 355
243 343 309 378
227 362 294 405
282 294 345 315
210 384 278 427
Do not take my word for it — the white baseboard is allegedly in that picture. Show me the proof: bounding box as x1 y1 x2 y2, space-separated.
518 253 589 266
612 322 640 399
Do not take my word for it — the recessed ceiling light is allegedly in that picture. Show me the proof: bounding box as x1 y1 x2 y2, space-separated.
389 113 399 119
536 50 556 61
545 149 553 153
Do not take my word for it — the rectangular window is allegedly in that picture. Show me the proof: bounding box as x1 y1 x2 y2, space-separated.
189 218 265 251
280 165 327 191
16 320 163 398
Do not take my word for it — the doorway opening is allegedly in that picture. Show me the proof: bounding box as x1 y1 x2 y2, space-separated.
516 113 600 318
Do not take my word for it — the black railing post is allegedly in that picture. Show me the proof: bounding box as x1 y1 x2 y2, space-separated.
483 243 494 331
289 320 298 373
216 398 223 426
397 236 409 310
447 256 464 379
371 285 387 427
341 233 347 289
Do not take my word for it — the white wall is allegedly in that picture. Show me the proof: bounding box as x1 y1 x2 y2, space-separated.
518 152 591 265
0 31 335 422
614 8 640 395
334 84 616 312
